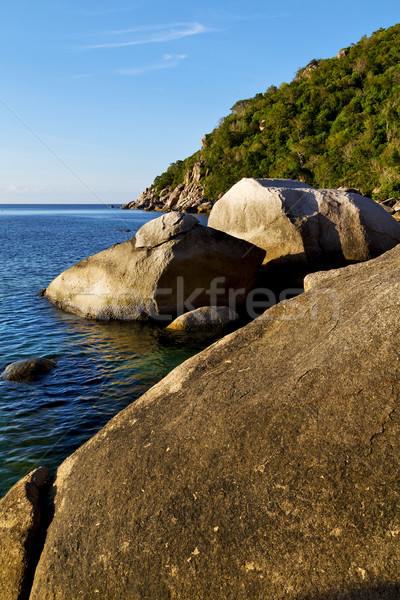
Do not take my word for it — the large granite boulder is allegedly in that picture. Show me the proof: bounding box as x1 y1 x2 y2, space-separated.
44 213 265 321
208 178 400 286
28 244 400 599
0 467 48 600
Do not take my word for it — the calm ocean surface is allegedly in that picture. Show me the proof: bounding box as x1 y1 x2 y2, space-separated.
0 204 210 497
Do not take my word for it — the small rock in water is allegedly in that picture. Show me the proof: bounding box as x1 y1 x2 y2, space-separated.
119 229 131 232
38 288 46 297
1 358 57 382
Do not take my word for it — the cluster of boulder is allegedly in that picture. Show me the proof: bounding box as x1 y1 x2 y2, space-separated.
45 178 400 325
43 210 265 323
3 178 400 599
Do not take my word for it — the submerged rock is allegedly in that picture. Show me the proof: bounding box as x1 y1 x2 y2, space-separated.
0 467 48 600
166 305 239 332
1 358 56 382
44 214 265 321
208 178 400 286
26 244 400 599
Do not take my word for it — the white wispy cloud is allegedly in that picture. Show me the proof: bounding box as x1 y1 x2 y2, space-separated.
104 22 200 35
81 22 209 50
117 54 187 76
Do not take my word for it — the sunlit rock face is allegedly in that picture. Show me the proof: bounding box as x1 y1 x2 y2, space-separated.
28 244 400 599
45 213 265 321
208 178 400 285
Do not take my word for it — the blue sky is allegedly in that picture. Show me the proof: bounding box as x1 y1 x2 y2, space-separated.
0 1 398 204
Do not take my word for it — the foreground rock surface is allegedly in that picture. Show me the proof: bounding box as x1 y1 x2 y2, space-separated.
28 245 400 599
0 467 48 600
166 305 239 332
44 215 265 321
1 358 56 382
208 178 400 285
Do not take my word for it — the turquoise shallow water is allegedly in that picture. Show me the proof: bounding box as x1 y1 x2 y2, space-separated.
0 205 210 497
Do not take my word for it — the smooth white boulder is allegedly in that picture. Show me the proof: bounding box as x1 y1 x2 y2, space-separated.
44 216 265 321
208 179 400 274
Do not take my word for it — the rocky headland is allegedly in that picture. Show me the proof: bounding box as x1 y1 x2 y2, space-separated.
121 160 214 214
120 26 400 216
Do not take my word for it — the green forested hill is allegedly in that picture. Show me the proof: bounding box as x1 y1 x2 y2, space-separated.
151 24 400 202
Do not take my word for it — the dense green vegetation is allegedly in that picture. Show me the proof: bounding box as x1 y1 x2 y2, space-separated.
153 24 400 201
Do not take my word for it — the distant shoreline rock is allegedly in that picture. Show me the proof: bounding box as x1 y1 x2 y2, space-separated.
122 171 399 221
121 161 213 214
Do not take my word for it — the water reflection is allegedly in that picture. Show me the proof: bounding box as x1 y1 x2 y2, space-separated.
52 307 161 358
0 306 219 496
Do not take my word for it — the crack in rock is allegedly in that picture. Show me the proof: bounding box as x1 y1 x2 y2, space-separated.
368 408 396 456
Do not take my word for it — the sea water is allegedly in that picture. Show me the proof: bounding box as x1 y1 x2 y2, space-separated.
0 205 210 497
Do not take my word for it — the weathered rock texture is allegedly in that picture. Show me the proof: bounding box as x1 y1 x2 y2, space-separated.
135 212 199 248
303 264 356 292
1 358 56 382
0 467 48 600
208 178 400 286
166 306 239 332
121 162 213 214
29 244 400 599
44 217 265 321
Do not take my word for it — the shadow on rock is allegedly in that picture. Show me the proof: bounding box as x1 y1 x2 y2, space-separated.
298 582 400 600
